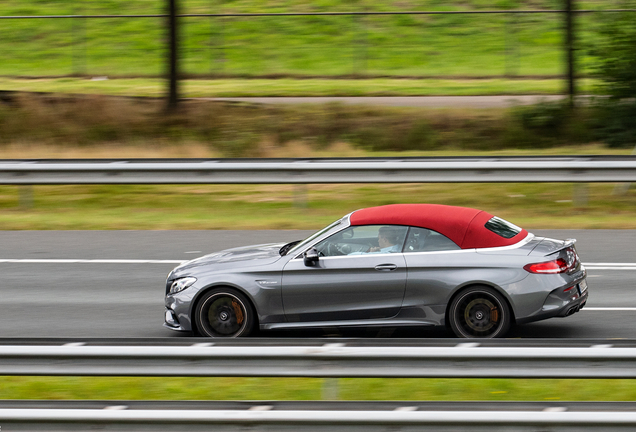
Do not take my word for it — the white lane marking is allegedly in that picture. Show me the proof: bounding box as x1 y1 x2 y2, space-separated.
586 267 636 270
455 343 480 348
104 405 129 410
543 407 567 412
323 343 346 348
248 405 273 411
586 263 636 270
0 259 184 264
394 407 418 412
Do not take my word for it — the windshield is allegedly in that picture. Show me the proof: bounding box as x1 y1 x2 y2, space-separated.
283 217 347 256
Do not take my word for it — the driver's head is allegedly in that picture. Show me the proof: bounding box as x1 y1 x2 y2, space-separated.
378 226 400 247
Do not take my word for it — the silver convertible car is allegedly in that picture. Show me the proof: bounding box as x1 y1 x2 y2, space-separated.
164 204 588 338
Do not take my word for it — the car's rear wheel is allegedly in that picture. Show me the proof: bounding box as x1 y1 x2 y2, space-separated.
449 286 511 338
194 288 255 338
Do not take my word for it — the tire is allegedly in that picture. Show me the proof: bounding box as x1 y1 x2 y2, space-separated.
194 288 256 338
448 286 511 338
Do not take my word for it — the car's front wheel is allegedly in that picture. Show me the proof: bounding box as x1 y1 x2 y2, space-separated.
448 286 511 338
194 288 255 337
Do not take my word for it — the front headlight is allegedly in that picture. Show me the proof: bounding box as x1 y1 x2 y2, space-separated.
169 277 197 294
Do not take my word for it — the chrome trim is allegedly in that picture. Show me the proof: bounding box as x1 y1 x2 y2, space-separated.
473 233 535 252
292 229 535 261
262 318 437 330
316 252 404 260
402 248 475 256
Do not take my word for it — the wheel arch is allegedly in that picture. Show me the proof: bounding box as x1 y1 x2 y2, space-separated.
191 282 260 335
444 282 516 328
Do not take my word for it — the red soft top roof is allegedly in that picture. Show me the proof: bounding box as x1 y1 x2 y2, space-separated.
349 204 528 249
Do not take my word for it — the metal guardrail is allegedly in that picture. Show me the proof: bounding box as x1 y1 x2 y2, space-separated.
3 345 636 430
1 157 636 184
2 344 636 378
3 408 636 431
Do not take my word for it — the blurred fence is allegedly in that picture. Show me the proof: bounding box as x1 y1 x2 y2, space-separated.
1 3 635 82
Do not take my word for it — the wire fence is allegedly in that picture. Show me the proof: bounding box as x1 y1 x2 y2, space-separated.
0 5 635 80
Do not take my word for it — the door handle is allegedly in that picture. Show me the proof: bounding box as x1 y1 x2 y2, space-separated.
375 264 398 271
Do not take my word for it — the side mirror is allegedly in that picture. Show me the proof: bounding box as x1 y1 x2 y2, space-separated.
303 248 319 267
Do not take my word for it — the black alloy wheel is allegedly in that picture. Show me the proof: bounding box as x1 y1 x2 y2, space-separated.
195 289 255 337
449 286 511 338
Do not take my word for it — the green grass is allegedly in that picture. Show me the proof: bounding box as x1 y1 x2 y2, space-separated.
0 0 625 79
0 77 601 97
1 181 636 230
3 377 636 401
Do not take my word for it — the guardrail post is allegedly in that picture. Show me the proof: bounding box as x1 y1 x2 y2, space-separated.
573 183 588 207
19 185 33 209
322 378 340 400
293 184 308 208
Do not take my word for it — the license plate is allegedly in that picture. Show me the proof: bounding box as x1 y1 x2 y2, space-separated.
578 279 588 294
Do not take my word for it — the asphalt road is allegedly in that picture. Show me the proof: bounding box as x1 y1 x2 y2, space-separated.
0 229 634 339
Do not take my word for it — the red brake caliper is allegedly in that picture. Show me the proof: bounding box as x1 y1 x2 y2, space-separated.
232 301 244 325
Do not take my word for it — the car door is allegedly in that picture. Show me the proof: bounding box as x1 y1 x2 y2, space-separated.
281 225 408 323
402 226 468 307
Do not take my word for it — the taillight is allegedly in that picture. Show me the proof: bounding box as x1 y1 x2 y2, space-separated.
524 258 569 274
565 247 579 269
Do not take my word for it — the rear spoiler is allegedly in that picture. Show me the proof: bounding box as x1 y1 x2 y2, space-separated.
547 238 577 256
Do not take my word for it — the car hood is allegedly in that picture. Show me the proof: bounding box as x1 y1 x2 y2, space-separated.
172 242 286 274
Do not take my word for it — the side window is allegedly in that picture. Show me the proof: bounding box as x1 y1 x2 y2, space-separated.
314 225 408 257
485 216 522 239
404 227 460 252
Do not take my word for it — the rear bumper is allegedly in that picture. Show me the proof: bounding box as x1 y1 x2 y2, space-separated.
517 278 589 325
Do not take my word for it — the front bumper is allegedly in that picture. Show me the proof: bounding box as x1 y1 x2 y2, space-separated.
163 308 188 332
164 289 196 332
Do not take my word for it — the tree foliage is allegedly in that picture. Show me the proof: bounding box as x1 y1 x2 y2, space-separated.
593 10 636 100
590 7 636 147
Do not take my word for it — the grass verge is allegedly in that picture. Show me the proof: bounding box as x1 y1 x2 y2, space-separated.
0 77 599 97
1 181 635 230
2 377 636 401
